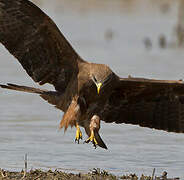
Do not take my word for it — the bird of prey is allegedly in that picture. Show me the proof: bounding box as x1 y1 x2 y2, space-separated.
1 0 184 149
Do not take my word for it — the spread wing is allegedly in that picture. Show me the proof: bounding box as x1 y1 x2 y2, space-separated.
0 0 83 92
101 77 184 133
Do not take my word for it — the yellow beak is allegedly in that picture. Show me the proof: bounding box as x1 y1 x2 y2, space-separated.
96 83 102 94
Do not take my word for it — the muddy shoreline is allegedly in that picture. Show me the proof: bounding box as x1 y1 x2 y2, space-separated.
0 168 180 180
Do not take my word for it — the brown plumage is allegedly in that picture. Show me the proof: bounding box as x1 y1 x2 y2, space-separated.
1 0 184 149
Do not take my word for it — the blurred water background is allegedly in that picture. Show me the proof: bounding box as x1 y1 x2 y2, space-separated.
0 0 184 178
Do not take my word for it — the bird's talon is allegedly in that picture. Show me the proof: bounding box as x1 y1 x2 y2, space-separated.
84 131 98 148
93 142 97 149
75 139 79 144
84 138 90 144
75 125 82 144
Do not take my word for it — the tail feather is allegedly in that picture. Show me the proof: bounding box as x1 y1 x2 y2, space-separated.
0 83 63 110
94 131 108 149
0 83 45 94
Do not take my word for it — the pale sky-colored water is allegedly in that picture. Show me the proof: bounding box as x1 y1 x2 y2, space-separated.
0 0 184 178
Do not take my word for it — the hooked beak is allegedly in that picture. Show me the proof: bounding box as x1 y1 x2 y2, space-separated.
96 82 102 94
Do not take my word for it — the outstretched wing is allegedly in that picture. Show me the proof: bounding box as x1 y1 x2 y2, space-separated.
101 77 184 133
0 0 83 92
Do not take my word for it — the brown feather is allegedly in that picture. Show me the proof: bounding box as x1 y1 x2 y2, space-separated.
59 97 80 131
101 77 184 133
0 83 62 110
0 0 84 92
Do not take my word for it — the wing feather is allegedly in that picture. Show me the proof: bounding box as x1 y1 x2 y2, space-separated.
0 0 83 92
101 77 184 133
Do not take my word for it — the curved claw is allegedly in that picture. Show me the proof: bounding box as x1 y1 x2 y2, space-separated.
84 130 98 148
75 125 82 144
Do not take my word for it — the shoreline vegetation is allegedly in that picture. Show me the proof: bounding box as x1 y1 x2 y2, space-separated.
0 168 180 180
0 156 180 180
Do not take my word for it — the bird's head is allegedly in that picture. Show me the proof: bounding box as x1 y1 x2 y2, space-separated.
90 64 118 95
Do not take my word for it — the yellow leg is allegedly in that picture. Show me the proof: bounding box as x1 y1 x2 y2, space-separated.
85 130 98 148
75 124 82 144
